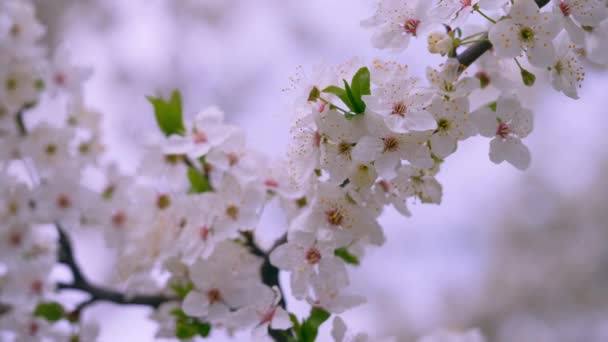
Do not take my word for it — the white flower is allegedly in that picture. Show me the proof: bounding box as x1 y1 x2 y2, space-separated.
584 19 608 64
182 241 263 323
362 0 433 51
431 0 474 25
232 286 292 341
472 95 534 170
365 61 437 134
553 0 608 48
488 0 561 67
426 59 479 98
550 34 585 98
138 145 189 192
213 176 265 234
20 123 76 176
270 231 347 299
287 110 322 185
163 106 235 160
290 183 385 246
316 109 366 184
417 328 485 342
0 59 44 113
352 112 434 179
474 52 517 91
306 273 366 314
427 96 475 159
331 316 369 342
0 0 45 50
392 165 443 204
46 47 92 97
427 31 453 56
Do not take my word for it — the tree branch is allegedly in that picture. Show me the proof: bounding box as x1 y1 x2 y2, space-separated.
56 224 174 309
456 0 551 68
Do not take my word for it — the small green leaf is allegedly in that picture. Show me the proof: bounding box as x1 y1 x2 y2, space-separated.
33 302 64 322
170 282 194 300
146 89 186 137
350 67 371 99
488 101 497 112
343 80 366 115
334 247 360 265
322 85 354 111
187 167 212 193
300 307 331 342
308 87 321 102
172 309 212 339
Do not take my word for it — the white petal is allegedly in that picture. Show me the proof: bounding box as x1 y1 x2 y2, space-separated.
403 109 437 131
490 137 531 170
527 38 556 68
269 244 301 270
271 307 293 330
471 107 498 138
351 136 382 162
489 19 522 58
510 0 540 27
511 108 534 138
430 133 457 158
182 291 209 318
374 152 400 179
331 316 347 342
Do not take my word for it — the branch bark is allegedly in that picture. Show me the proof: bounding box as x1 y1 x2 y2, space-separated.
456 0 551 68
56 225 174 309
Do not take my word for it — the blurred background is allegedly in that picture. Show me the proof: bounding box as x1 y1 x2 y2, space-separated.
31 0 608 340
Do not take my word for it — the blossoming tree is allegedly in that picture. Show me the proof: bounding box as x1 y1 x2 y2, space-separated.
1 0 606 341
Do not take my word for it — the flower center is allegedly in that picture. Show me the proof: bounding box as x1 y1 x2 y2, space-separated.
9 231 22 246
496 121 511 138
391 102 407 117
112 211 127 228
338 141 353 156
56 194 72 209
305 247 322 265
519 27 535 42
404 18 420 36
383 136 400 152
227 153 239 166
559 1 571 16
325 208 344 226
54 72 66 86
313 131 322 147
200 225 211 241
377 179 391 193
193 129 208 144
260 307 277 324
475 71 491 89
207 288 223 304
264 179 279 188
31 279 43 295
45 143 57 155
29 322 39 336
460 0 472 8
164 154 183 165
156 194 171 210
437 118 450 131
226 205 239 220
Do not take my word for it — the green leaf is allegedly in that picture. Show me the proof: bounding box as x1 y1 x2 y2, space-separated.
172 309 211 339
334 247 360 265
350 67 371 99
300 307 331 342
146 89 186 137
343 80 365 115
322 85 353 111
170 282 194 300
187 167 212 193
33 302 64 322
307 87 321 102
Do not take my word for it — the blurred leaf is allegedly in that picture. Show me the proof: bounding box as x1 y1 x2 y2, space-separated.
334 247 360 265
146 90 185 137
299 307 330 342
187 167 212 193
350 67 371 99
33 302 64 322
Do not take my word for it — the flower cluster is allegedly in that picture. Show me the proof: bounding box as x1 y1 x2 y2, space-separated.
1 0 607 341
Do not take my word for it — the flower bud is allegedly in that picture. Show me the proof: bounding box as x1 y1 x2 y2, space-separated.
427 32 452 56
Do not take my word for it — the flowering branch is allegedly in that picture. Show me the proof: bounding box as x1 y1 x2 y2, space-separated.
456 0 551 68
55 225 174 309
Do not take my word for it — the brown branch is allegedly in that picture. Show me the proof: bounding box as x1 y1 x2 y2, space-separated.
56 224 175 309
